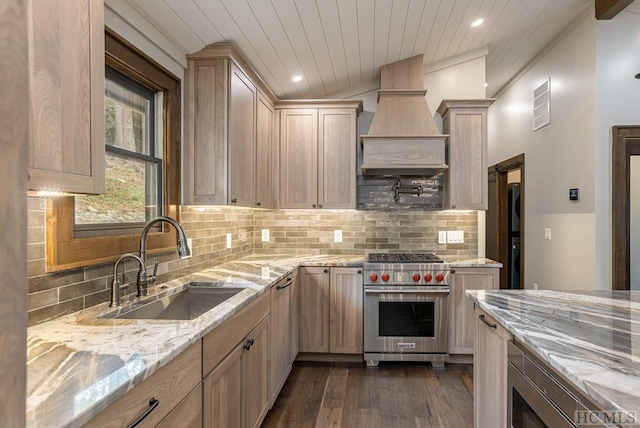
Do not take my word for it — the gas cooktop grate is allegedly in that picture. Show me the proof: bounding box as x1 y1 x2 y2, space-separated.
367 253 445 263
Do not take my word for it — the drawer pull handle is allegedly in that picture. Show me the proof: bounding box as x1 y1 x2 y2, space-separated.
244 338 255 350
479 314 497 329
128 397 159 428
276 278 293 290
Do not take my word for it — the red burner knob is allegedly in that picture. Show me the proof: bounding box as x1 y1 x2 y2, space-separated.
412 273 421 282
436 273 444 282
382 273 390 282
424 273 433 282
369 273 378 282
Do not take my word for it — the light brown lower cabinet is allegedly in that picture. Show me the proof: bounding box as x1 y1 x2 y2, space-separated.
269 273 298 405
474 306 511 428
157 384 202 428
83 343 201 428
299 267 363 355
203 315 270 428
449 267 499 355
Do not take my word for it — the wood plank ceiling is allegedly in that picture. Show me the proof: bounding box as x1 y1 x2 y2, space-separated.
123 0 601 98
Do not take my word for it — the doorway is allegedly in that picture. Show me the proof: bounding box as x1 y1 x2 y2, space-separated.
612 126 640 290
487 154 525 289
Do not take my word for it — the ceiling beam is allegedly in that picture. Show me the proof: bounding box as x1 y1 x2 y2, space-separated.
595 0 634 19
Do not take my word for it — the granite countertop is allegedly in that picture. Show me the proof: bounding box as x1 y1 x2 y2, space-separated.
26 253 363 428
467 289 640 421
443 257 502 268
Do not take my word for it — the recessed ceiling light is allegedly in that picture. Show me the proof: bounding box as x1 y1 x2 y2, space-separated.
292 75 303 82
471 18 484 28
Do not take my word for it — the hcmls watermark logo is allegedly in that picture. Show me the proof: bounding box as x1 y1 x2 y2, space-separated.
575 410 638 426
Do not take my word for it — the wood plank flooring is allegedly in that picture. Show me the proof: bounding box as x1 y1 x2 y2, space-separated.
262 362 474 428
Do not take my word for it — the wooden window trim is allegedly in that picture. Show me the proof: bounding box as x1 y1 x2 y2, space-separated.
46 28 181 272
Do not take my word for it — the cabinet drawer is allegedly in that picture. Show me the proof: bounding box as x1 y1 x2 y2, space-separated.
203 291 270 376
84 343 201 428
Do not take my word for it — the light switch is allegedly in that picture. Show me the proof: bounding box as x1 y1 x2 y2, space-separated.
334 230 343 243
261 229 270 242
226 233 232 249
447 230 464 244
544 228 551 240
438 231 447 244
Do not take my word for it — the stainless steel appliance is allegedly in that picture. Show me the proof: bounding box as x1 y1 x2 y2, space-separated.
363 253 450 367
508 340 608 427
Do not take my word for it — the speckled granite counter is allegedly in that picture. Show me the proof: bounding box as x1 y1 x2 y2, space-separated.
442 257 502 268
467 289 640 421
26 253 363 428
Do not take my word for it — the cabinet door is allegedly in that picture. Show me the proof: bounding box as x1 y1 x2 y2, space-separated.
269 277 291 404
449 268 499 355
288 270 299 363
256 92 277 208
203 344 243 428
279 109 318 209
474 307 510 428
228 63 257 206
318 109 357 209
329 268 363 354
157 384 202 428
243 316 270 428
28 0 105 194
298 267 330 353
184 58 228 205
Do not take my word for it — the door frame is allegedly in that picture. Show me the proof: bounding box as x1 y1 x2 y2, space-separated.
612 126 640 290
487 154 525 289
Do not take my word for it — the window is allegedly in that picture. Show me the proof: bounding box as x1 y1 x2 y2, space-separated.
75 67 163 236
47 28 181 271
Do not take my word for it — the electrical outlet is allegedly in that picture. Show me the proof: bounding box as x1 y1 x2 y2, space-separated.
182 238 193 259
226 233 232 249
438 231 447 244
533 283 539 290
261 229 270 242
544 228 552 240
334 229 343 243
261 266 270 279
447 230 464 244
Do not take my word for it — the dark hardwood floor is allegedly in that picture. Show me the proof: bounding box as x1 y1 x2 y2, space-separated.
262 362 474 428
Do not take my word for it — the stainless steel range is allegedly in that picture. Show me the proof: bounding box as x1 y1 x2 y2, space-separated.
364 253 450 367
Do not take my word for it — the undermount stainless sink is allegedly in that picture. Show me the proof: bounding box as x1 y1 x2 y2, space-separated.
107 283 245 320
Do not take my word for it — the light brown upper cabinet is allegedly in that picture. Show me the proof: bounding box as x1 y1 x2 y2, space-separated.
277 101 362 209
437 99 495 210
184 45 278 207
28 0 105 194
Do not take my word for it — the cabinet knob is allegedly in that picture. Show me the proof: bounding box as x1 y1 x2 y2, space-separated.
451 204 456 209
357 270 362 274
451 269 456 274
318 204 323 208
312 204 316 208
256 201 262 207
231 198 237 204
323 269 329 274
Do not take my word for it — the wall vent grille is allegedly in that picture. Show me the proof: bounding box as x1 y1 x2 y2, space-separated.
533 78 550 131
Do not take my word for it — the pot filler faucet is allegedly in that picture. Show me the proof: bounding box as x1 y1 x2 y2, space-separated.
109 216 191 307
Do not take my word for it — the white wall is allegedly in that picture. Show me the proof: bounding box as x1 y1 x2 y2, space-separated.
488 16 597 290
594 10 640 290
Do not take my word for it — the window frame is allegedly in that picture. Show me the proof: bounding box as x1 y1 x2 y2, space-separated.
46 28 181 272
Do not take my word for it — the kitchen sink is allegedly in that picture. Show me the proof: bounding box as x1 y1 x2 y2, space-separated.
108 283 245 320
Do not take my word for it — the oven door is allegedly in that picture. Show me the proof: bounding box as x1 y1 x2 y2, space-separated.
364 287 448 354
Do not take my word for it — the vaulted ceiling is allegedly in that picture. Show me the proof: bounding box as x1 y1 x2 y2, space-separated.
123 0 609 99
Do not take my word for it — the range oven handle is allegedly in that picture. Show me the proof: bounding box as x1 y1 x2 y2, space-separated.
364 288 450 294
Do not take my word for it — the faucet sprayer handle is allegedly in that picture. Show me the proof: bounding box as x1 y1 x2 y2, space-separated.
149 261 159 284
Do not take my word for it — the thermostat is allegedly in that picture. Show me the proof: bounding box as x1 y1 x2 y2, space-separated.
569 188 579 201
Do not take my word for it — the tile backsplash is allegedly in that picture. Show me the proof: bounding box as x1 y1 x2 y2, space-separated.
27 198 478 326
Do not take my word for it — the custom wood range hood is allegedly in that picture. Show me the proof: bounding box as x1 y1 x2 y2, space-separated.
360 54 448 177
